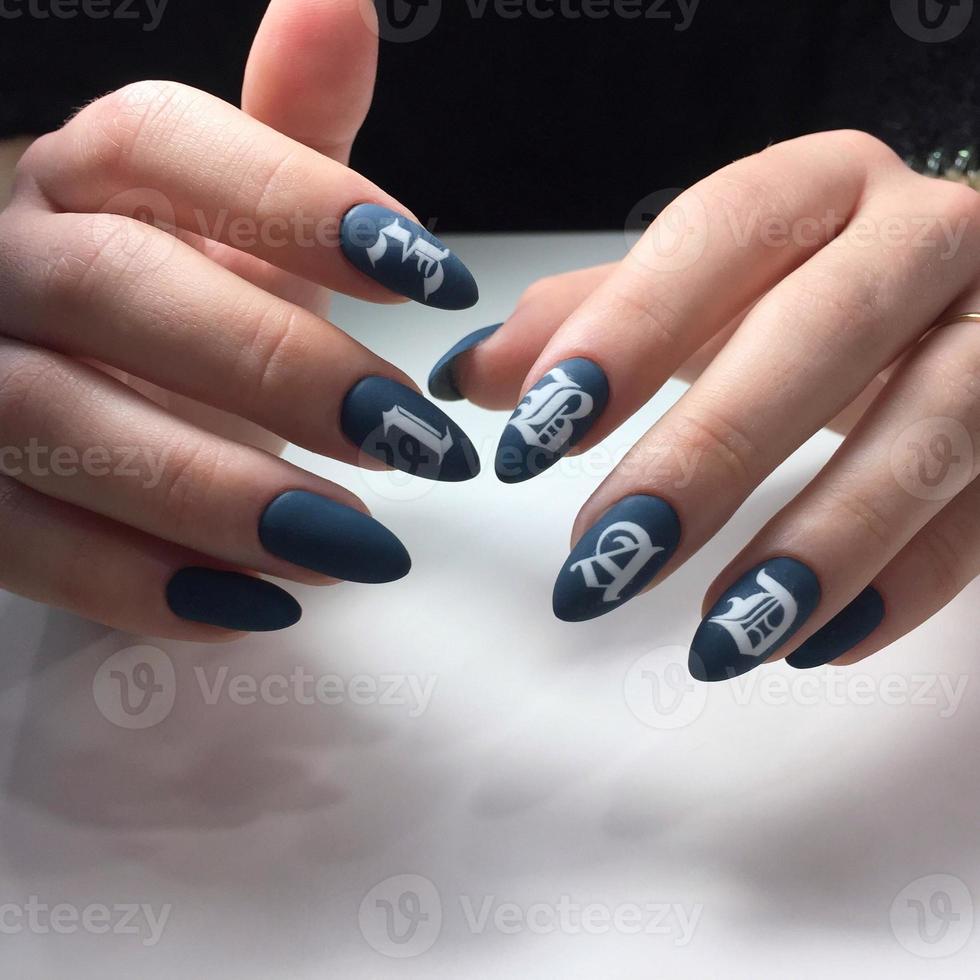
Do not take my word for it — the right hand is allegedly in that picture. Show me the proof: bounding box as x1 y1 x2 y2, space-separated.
0 0 480 639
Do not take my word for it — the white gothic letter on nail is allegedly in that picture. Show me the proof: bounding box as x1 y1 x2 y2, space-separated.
570 521 664 603
365 219 450 299
382 406 454 466
509 368 594 451
708 569 798 658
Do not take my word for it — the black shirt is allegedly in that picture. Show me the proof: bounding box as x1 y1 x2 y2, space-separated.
1 0 976 229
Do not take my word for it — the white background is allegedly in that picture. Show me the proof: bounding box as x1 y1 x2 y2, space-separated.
0 232 977 978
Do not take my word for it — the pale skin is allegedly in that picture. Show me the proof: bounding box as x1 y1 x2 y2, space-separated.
1 0 978 664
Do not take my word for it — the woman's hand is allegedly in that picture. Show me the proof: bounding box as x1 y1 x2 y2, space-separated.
0 0 480 639
428 130 980 681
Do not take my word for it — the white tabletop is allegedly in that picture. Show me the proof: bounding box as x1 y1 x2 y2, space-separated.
0 232 976 979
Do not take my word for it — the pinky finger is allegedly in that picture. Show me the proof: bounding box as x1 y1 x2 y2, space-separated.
787 476 980 669
0 477 300 640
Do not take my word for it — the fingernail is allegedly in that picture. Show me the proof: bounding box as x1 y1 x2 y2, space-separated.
689 557 821 682
259 491 411 584
495 358 609 484
166 568 301 632
427 323 503 401
340 204 479 310
342 376 480 482
786 586 885 669
553 495 680 622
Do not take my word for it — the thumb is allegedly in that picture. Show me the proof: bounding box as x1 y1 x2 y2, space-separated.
242 0 380 165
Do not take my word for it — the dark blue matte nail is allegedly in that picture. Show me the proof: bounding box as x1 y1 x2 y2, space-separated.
553 495 681 622
341 376 480 482
689 557 821 682
166 568 301 632
786 586 885 669
259 491 411 584
427 324 503 401
494 358 609 484
340 204 479 310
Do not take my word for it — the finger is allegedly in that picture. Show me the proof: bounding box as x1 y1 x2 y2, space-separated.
0 340 413 587
19 81 477 310
243 0 378 165
494 130 896 482
427 263 616 408
787 474 980 669
551 176 980 623
0 476 300 639
0 208 479 480
687 312 980 681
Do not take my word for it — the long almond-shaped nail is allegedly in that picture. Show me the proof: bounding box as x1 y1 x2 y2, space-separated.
427 323 502 401
689 558 821 682
260 491 411 583
166 568 301 632
340 204 479 310
553 495 680 622
786 586 885 669
495 358 609 484
342 377 480 482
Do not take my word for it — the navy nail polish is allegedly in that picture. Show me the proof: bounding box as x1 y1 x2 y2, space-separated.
553 495 681 622
259 491 411 584
341 376 480 482
786 586 885 669
689 557 821 682
495 358 609 484
166 568 301 632
340 203 479 310
427 324 503 401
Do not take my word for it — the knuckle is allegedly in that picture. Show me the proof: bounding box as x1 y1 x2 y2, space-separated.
830 129 901 168
822 483 894 551
914 520 972 601
927 178 980 230
156 437 224 541
0 345 68 432
608 278 682 348
71 80 195 182
236 301 310 409
668 406 761 491
40 212 165 311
